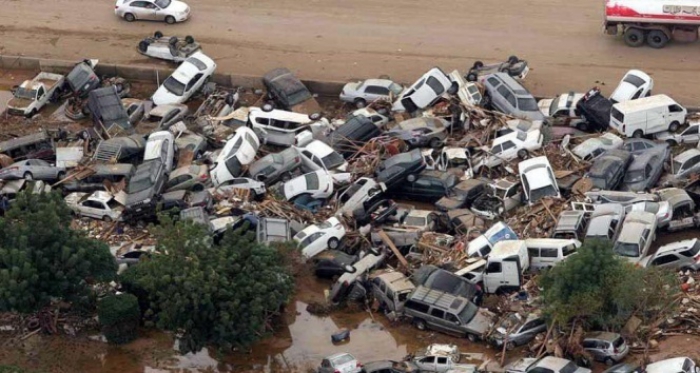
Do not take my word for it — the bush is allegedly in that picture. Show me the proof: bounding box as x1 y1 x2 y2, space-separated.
98 293 140 344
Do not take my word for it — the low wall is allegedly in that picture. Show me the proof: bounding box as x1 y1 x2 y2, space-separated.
0 55 345 97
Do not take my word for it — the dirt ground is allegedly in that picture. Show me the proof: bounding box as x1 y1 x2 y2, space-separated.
2 0 700 104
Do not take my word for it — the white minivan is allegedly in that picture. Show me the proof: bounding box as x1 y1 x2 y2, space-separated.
525 238 581 271
609 94 687 138
248 107 320 147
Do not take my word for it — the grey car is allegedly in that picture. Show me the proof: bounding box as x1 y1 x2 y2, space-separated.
582 332 629 366
164 164 209 192
621 138 669 156
667 148 700 185
489 313 547 350
621 147 666 192
386 117 449 149
585 203 625 243
639 238 700 271
586 150 632 190
480 73 545 121
248 147 301 185
0 159 66 181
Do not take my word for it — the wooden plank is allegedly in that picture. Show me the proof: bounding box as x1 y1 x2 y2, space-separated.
376 229 410 271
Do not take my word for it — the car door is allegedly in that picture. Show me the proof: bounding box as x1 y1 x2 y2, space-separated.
371 277 389 306
35 86 45 106
680 125 700 144
668 104 686 126
365 85 389 101
79 200 99 219
650 253 680 270
680 156 700 178
184 73 204 99
140 1 159 20
495 85 512 113
583 339 604 360
415 356 437 372
31 159 51 179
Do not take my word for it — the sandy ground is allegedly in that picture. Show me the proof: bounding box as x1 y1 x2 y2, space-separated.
2 0 700 103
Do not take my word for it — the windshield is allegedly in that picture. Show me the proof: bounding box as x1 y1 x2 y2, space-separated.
623 74 646 87
155 0 171 8
317 220 333 229
614 242 640 257
560 362 579 373
673 160 683 174
426 76 445 95
589 175 608 189
15 87 36 100
404 216 426 227
458 302 478 323
272 153 284 164
225 157 242 177
389 83 404 95
321 151 345 170
163 76 185 96
517 97 538 111
624 169 645 183
549 96 566 116
127 176 153 194
529 185 557 203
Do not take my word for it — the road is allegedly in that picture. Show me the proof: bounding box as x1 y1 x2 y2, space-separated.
2 0 700 102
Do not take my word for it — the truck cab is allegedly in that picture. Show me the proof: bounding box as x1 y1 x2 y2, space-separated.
467 221 517 257
7 72 65 117
483 240 529 294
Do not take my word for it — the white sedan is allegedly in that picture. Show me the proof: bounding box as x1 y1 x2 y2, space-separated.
152 51 216 105
572 132 623 161
279 170 334 201
115 0 190 24
610 69 653 104
65 191 124 222
294 217 346 258
210 127 261 187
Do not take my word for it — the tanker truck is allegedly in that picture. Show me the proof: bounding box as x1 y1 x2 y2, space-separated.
605 0 700 48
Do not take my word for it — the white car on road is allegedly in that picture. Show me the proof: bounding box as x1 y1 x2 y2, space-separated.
152 51 216 105
65 191 124 222
210 127 260 187
294 217 347 258
115 0 191 24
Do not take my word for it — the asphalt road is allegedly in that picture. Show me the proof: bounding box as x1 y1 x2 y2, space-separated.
2 0 700 102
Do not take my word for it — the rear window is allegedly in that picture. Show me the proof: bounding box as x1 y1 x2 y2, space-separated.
611 107 624 123
623 74 646 88
517 97 538 111
426 76 445 95
305 173 320 190
613 336 624 348
185 57 207 71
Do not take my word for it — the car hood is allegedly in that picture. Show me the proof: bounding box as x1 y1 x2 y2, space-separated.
610 83 636 103
64 192 87 206
168 0 189 13
7 97 33 110
152 86 183 106
467 308 495 335
654 131 679 141
537 98 554 117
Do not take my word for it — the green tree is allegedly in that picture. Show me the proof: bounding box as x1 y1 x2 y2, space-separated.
539 239 677 330
0 191 117 313
120 217 294 353
98 293 141 344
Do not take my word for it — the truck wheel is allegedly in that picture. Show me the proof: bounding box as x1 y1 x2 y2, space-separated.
138 41 150 52
25 109 37 118
472 61 484 69
623 28 645 47
414 319 427 331
328 237 340 250
124 13 135 22
466 72 478 82
154 30 163 38
185 35 195 44
467 333 478 342
647 30 669 49
632 130 644 138
168 36 178 45
165 16 176 24
507 55 519 64
669 121 680 132
354 98 367 108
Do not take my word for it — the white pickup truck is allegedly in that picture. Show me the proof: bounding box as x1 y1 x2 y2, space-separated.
7 72 65 117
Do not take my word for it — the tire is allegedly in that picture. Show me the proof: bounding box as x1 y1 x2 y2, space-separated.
647 30 669 49
414 319 427 331
25 109 37 118
576 122 589 132
623 28 644 47
473 61 484 69
669 121 680 132
467 333 478 342
632 129 644 138
354 98 367 108
165 16 176 24
466 72 478 82
154 30 163 38
192 184 204 192
281 172 292 182
24 172 33 181
103 216 112 223
343 264 357 274
185 35 195 44
57 172 66 180
168 36 178 45
262 103 274 112
429 137 442 149
309 112 322 121
407 174 416 182
604 358 615 366
517 149 529 159
447 82 458 95
138 40 149 52
328 237 340 250
368 247 381 256
506 341 516 351
508 55 519 64
124 13 135 22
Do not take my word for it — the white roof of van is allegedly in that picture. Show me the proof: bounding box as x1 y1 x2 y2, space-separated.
490 240 526 258
612 94 678 113
525 238 580 247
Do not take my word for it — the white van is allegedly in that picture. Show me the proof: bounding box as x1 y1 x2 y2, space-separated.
525 238 581 271
609 95 686 138
248 107 319 146
483 240 529 294
144 131 175 172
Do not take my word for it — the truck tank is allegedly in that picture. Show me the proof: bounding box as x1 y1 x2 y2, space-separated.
604 0 700 47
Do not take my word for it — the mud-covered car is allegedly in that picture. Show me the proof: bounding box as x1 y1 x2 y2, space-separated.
471 179 523 220
137 31 201 63
465 56 529 82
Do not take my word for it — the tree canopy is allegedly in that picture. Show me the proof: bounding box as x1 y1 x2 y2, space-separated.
120 217 294 354
539 239 677 330
0 191 116 313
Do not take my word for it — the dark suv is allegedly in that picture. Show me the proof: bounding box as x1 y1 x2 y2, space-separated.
328 114 381 157
388 170 457 202
122 159 168 223
262 67 320 115
376 149 426 188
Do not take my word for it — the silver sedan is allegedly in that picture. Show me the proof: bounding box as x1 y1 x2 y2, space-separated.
0 159 66 181
115 0 191 24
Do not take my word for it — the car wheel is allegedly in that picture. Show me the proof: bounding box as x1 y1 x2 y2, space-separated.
623 28 645 47
506 341 516 350
507 55 519 64
281 172 293 182
103 216 113 223
604 358 615 366
368 247 381 256
26 109 37 118
23 172 33 181
446 82 458 95
576 122 589 132
669 121 680 132
57 171 66 180
407 174 416 182
429 137 442 149
414 319 427 331
138 40 150 52
192 184 204 192
354 98 367 108
647 30 669 49
472 61 484 69
343 264 357 274
517 149 529 159
328 237 340 250
632 130 644 138
165 16 176 24
262 103 275 112
466 72 478 82
185 35 195 44
124 13 136 22
467 333 478 342
309 112 322 121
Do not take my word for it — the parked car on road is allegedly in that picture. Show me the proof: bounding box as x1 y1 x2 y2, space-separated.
294 216 346 258
572 133 623 161
519 156 560 205
613 211 657 263
65 191 123 222
152 52 216 105
621 147 666 192
586 149 632 190
210 127 260 187
480 72 544 121
340 79 404 108
610 69 653 104
0 159 65 181
392 67 456 113
115 0 191 24
386 117 449 149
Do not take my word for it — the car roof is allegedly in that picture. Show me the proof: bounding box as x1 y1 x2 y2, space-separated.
646 357 689 373
362 79 394 88
88 191 116 203
533 357 573 370
656 238 698 255
491 240 526 258
584 331 620 341
487 73 528 95
372 271 415 293
674 148 700 162
304 140 335 157
613 94 677 113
